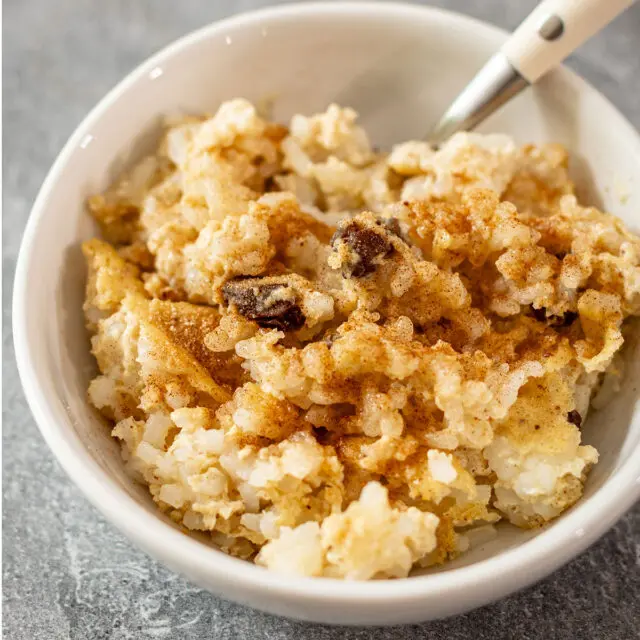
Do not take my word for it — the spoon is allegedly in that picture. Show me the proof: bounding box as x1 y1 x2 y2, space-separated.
428 0 636 146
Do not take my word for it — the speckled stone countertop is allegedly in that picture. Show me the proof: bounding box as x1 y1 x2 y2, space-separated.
3 1 640 638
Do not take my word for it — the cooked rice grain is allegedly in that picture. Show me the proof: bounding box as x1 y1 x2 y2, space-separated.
82 100 640 579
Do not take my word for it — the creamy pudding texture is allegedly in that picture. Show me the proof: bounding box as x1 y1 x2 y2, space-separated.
82 99 639 579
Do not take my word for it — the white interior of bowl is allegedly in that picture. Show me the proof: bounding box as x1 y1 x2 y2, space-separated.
14 2 640 624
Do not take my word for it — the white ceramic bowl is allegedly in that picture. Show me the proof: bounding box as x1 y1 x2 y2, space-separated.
14 1 640 626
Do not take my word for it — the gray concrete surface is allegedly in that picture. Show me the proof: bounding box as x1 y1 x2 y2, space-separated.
3 1 639 638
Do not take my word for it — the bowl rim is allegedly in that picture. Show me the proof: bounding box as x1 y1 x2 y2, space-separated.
13 0 640 607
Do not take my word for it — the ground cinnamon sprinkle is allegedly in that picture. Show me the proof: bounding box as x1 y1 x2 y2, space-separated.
82 99 639 578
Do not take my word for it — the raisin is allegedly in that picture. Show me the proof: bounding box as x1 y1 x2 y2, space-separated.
567 410 582 427
331 220 392 278
222 279 305 331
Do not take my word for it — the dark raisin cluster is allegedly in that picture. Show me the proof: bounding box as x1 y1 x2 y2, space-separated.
222 279 305 331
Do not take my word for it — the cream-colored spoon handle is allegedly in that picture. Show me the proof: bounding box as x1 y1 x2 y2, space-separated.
428 0 636 146
502 0 635 83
